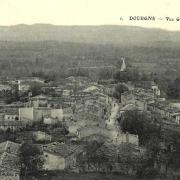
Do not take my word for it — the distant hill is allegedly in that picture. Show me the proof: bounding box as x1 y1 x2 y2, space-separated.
0 24 179 80
0 24 180 46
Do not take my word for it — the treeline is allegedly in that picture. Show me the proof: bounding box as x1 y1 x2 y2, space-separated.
154 72 180 99
0 40 180 79
113 69 153 83
167 77 180 99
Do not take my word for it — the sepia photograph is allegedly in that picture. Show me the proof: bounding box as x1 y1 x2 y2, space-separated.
0 0 180 179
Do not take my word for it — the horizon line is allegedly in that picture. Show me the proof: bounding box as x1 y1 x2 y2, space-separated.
0 23 179 32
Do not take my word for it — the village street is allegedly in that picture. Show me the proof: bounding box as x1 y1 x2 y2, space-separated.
106 100 122 138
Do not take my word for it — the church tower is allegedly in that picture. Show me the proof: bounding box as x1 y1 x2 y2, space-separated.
120 57 126 72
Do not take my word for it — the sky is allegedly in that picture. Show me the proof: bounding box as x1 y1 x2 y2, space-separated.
0 0 180 31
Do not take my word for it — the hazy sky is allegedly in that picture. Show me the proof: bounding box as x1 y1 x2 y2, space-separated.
1 0 180 30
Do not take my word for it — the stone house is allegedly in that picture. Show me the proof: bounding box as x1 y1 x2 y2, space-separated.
147 101 180 124
33 131 52 142
42 142 84 170
19 107 63 122
30 94 48 108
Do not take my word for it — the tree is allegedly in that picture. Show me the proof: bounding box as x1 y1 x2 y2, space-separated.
113 70 129 83
29 82 43 96
117 144 141 175
19 143 45 175
135 136 165 178
83 141 105 171
98 68 113 80
113 83 128 101
167 77 180 99
163 131 180 171
119 110 161 145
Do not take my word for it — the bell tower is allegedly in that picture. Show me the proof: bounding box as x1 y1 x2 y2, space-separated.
120 57 126 72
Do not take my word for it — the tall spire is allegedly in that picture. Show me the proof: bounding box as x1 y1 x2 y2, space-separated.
120 57 126 72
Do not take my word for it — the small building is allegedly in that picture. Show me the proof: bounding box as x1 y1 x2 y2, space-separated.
89 142 141 174
19 107 63 122
30 94 48 107
4 114 19 121
33 131 52 142
62 89 72 97
19 107 34 121
151 83 161 96
0 140 21 155
172 113 180 124
76 126 111 139
147 101 180 124
68 123 82 134
43 116 58 125
3 108 19 121
42 142 84 170
0 84 12 91
119 104 137 115
121 91 135 106
63 107 73 119
113 132 139 146
83 85 100 94
18 80 30 92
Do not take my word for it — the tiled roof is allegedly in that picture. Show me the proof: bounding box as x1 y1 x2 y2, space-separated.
42 142 84 157
95 142 118 160
0 84 11 91
0 152 20 174
32 94 47 99
0 141 21 176
95 142 140 162
77 126 111 138
120 104 136 111
83 86 100 93
0 120 25 126
151 101 180 114
0 141 21 155
3 108 19 115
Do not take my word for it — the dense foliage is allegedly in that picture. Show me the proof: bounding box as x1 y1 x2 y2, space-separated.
118 110 180 177
167 77 180 99
118 110 161 145
113 83 128 101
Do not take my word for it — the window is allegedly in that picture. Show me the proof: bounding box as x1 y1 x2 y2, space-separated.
15 117 19 121
7 147 10 152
